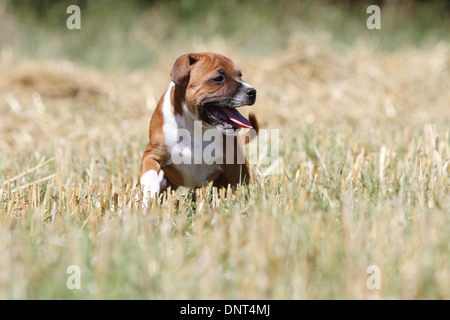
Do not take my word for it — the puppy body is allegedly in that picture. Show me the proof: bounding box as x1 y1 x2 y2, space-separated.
140 52 258 200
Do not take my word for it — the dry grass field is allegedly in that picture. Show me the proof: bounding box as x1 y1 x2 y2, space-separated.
0 0 449 299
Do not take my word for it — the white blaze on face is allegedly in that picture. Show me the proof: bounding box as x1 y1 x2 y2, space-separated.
238 80 254 90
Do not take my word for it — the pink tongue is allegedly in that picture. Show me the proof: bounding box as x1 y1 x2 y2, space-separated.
215 106 252 128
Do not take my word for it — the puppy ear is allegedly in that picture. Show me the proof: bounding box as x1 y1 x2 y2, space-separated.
170 53 199 88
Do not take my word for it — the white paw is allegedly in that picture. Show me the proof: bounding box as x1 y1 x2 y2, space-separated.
138 170 163 207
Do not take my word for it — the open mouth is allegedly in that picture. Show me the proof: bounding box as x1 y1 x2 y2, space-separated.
203 105 252 131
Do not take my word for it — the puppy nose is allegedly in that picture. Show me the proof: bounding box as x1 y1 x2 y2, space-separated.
244 87 256 98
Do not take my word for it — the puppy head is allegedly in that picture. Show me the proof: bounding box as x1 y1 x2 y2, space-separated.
170 52 256 133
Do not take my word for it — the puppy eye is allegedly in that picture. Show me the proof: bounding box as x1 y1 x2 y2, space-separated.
211 75 224 83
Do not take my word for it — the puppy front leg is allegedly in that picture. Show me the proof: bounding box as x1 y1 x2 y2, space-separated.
139 156 164 206
220 163 251 187
221 137 251 186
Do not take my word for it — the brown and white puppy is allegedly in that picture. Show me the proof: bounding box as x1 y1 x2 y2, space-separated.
139 52 258 203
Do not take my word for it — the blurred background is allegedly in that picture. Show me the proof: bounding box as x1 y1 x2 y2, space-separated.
2 0 450 68
0 0 449 157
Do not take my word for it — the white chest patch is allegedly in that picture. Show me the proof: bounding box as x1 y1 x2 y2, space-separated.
161 82 223 188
